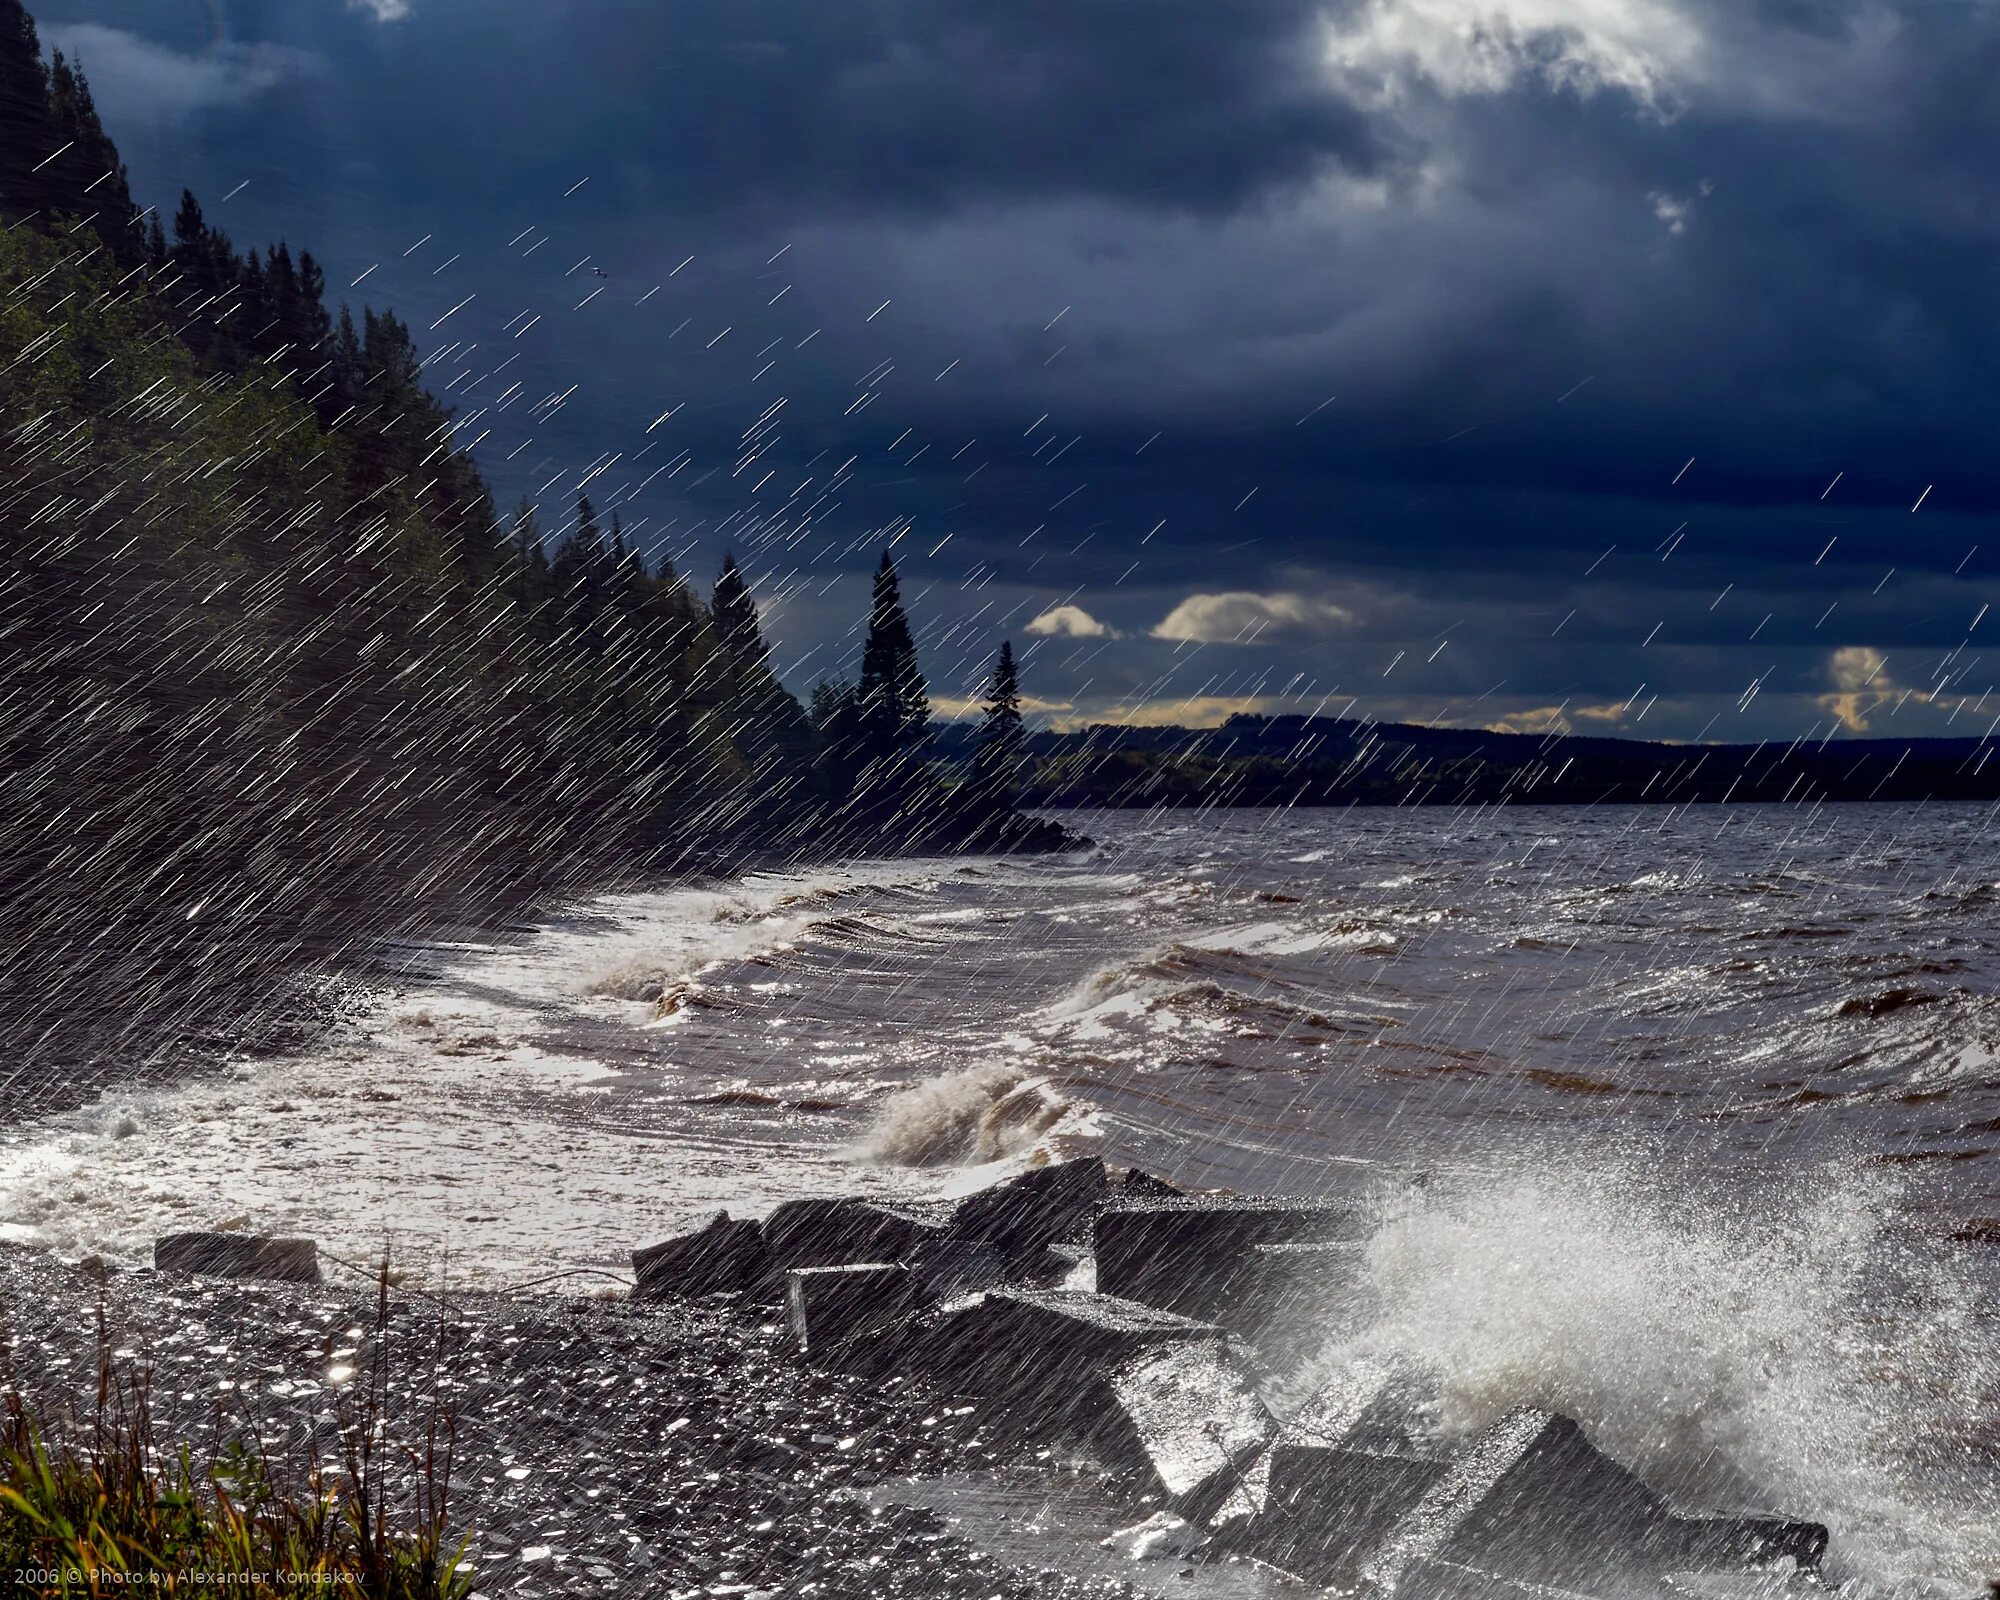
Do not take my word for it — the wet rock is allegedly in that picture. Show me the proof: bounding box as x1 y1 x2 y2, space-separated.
1249 1406 1829 1596
1112 1167 1185 1201
1093 1197 1365 1322
912 1288 1275 1513
1097 1338 1275 1519
906 1238 1013 1302
787 1263 922 1359
1215 1354 1437 1557
153 1232 320 1284
1225 1239 1366 1342
1661 1518 1829 1573
632 1212 766 1301
762 1197 954 1275
912 1289 1217 1439
950 1157 1110 1257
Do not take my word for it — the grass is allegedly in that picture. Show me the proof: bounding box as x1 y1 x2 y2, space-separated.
0 1266 472 1598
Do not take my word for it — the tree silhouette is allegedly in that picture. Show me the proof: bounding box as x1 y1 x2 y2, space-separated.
970 640 1027 805
856 550 927 762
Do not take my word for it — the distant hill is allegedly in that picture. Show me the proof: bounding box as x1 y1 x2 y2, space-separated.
928 714 2000 807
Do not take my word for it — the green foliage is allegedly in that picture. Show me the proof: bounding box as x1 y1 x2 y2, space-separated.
1 1271 468 1599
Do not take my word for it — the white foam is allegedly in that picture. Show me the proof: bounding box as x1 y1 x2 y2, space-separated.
859 1063 1099 1168
1299 1152 1999 1594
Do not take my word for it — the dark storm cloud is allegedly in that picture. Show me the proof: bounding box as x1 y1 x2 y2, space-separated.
37 0 2000 739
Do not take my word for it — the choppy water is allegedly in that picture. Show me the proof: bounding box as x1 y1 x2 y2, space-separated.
3 803 1997 1590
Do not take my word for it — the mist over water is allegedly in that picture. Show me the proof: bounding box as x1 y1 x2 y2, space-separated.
3 803 1996 1590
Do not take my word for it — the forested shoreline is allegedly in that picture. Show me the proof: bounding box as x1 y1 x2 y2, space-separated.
0 0 1063 1101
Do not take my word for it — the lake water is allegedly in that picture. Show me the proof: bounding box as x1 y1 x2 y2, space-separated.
2 803 1995 1590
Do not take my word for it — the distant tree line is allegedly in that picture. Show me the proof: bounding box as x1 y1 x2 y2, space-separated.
0 0 1061 1109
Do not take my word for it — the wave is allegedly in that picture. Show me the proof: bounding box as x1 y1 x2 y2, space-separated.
859 1064 1094 1167
1293 1153 1998 1593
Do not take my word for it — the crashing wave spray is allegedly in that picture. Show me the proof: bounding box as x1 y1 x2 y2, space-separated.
1300 1149 1998 1593
859 1063 1092 1167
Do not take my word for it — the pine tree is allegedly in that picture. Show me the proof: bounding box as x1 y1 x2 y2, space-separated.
970 640 1027 805
711 554 767 664
856 549 927 760
0 1 53 219
43 49 134 253
549 492 608 655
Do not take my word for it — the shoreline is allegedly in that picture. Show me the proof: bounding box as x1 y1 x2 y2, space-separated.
4 1154 1941 1599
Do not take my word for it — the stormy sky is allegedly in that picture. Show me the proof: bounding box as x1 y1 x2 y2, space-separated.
39 0 2000 740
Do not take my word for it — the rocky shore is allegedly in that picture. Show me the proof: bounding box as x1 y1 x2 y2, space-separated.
2 1158 1845 1598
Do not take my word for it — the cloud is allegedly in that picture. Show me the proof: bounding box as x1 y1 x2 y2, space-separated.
40 25 314 124
1024 604 1117 638
1485 701 1631 735
1324 0 1706 109
1818 645 1892 733
931 694 1075 720
1151 590 1353 644
349 0 413 18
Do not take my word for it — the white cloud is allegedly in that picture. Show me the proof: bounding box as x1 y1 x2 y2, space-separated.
348 0 413 21
41 24 314 124
1024 604 1117 639
1819 645 1891 733
1150 590 1353 644
1649 177 1710 233
1485 701 1630 734
1324 0 1706 109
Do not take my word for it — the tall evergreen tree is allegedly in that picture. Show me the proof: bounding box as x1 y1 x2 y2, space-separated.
711 554 767 664
549 492 608 654
970 640 1027 805
0 1 53 219
44 49 134 252
856 549 928 760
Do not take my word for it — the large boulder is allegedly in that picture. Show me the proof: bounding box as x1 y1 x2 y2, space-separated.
154 1233 320 1285
1246 1401 1824 1595
1099 1338 1276 1519
760 1196 954 1275
910 1288 1274 1514
786 1262 922 1360
631 1212 766 1301
1093 1196 1366 1321
948 1156 1110 1257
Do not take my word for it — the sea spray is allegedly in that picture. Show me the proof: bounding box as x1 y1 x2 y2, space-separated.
1294 1149 1998 1594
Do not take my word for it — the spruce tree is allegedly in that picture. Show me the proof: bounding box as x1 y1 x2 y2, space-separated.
0 0 53 219
711 554 767 663
43 50 134 252
970 639 1027 805
549 492 608 655
856 549 927 760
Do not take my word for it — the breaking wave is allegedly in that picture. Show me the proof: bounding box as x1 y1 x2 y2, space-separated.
859 1064 1093 1167
1307 1152 1998 1593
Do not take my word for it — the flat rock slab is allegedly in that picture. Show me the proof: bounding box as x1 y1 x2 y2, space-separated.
1101 1339 1276 1518
950 1156 1111 1257
912 1288 1224 1450
1354 1408 1825 1596
905 1237 1013 1302
1229 1239 1368 1344
154 1232 319 1285
1094 1198 1367 1322
631 1211 765 1301
1221 1354 1439 1559
787 1262 921 1359
761 1196 954 1274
